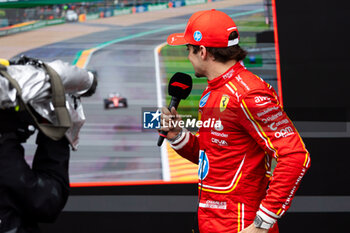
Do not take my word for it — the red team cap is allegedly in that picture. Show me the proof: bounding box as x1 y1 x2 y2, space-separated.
167 9 239 48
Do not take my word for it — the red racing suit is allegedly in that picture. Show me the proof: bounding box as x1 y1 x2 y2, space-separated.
169 62 310 233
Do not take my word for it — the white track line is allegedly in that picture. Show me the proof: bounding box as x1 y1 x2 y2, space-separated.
154 42 170 181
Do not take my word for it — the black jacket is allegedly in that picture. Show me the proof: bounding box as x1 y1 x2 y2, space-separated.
0 112 70 233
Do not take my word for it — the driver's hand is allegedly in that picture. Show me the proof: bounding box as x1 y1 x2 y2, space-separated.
159 107 182 140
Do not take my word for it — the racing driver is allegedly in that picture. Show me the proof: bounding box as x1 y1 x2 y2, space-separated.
160 9 310 233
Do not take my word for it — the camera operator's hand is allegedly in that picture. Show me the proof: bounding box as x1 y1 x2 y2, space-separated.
160 107 182 140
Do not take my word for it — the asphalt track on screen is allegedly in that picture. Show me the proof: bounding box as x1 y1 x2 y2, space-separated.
15 3 271 184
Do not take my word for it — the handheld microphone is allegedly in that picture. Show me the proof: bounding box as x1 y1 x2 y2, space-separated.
157 72 192 147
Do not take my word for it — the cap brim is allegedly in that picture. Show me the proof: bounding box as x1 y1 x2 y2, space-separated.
167 33 188 46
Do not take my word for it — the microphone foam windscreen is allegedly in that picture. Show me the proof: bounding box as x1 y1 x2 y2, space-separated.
168 72 193 99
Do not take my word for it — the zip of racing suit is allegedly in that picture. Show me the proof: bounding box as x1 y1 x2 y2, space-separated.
169 62 311 232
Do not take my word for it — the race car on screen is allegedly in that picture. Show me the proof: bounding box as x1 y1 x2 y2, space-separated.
104 93 128 109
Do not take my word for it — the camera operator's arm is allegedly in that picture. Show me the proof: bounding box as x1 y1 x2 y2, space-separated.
0 131 70 222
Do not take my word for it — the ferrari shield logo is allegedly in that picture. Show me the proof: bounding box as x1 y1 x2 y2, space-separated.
220 95 230 112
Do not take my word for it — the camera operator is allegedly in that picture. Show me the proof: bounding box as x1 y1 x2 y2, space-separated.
0 56 97 233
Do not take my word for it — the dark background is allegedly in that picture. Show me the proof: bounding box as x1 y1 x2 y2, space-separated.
276 0 350 197
278 1 350 109
275 0 350 231
41 1 350 232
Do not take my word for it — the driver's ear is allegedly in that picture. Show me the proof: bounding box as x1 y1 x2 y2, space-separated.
199 45 208 60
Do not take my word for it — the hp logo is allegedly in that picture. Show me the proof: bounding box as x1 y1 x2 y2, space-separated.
193 31 202 42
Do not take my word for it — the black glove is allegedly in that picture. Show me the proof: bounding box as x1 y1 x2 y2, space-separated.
0 109 36 142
